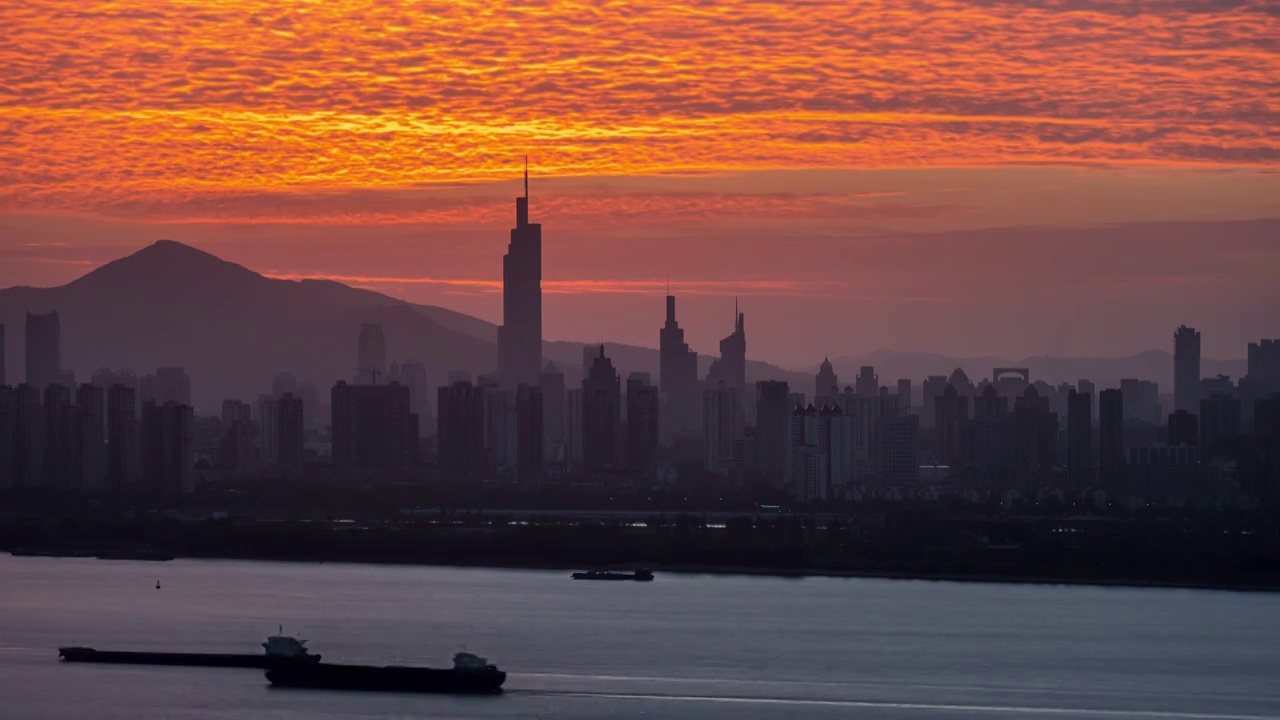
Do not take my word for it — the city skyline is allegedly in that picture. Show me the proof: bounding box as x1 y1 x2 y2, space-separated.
2 2 1278 362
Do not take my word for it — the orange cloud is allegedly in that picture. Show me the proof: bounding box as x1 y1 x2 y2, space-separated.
0 0 1276 218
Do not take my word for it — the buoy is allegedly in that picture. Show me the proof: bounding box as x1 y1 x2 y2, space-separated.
155 581 161 590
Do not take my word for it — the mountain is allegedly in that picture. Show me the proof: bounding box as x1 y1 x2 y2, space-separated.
0 240 807 411
0 241 1244 413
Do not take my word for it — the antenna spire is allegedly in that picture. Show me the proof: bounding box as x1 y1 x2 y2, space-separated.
524 155 528 199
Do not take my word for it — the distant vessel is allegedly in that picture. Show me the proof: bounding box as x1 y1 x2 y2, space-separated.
266 652 506 694
571 568 654 581
58 632 320 669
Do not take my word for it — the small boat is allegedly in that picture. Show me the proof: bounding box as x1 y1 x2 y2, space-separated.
571 568 654 581
265 652 506 694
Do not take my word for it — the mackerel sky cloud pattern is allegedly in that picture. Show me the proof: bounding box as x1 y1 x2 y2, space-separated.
2 0 1278 216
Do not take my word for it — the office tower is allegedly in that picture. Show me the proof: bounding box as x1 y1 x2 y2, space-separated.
140 400 194 496
974 384 1008 419
897 379 911 412
707 300 746 393
516 384 545 485
625 373 660 475
1067 388 1092 490
277 392 304 464
1248 339 1280 393
1168 409 1198 447
790 402 855 501
1014 386 1057 486
0 386 13 490
258 394 280 463
973 395 1016 492
107 384 137 491
582 346 621 472
75 383 106 491
356 323 387 384
12 384 44 489
1199 393 1240 458
333 381 415 469
855 366 878 397
24 311 61 391
566 387 584 473
659 294 700 434
498 160 542 388
539 362 565 457
1174 325 1201 413
935 384 969 466
815 358 838 402
398 361 429 432
92 368 138 436
271 371 298 398
43 383 72 490
484 389 518 471
877 414 919 486
295 380 323 430
755 380 791 488
1099 389 1124 488
703 380 741 474
437 381 488 475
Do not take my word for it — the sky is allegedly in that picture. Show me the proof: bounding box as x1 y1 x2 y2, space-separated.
1 0 1278 368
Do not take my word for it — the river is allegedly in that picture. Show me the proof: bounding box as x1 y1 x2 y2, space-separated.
1 555 1277 719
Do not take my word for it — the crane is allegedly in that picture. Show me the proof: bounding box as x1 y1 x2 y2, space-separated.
351 367 382 384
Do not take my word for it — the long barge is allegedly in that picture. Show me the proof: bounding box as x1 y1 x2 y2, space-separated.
266 653 506 694
59 634 319 669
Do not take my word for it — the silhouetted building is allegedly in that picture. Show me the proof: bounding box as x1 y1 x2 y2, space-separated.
498 161 542 387
356 323 386 384
437 381 487 475
398 361 429 434
1168 409 1199 447
0 323 5 387
331 381 414 468
1174 325 1200 413
1199 393 1241 458
107 384 137 491
582 346 621 472
516 384 544 485
1067 388 1092 490
566 387 584 472
43 383 72 490
271 371 298 398
12 384 44 489
897 379 911 413
703 380 741 474
626 373 659 475
974 384 1008 419
877 414 919 486
1014 386 1057 488
855 366 878 398
790 402 855 501
659 294 700 435
1120 378 1161 425
815 358 838 402
540 362 566 459
277 392 304 464
140 400 194 496
25 311 61 391
1099 388 1124 488
755 380 791 488
1248 339 1280 393
0 385 13 490
935 384 969 466
707 301 746 393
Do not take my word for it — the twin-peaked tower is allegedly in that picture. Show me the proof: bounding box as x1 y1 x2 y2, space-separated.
498 158 543 388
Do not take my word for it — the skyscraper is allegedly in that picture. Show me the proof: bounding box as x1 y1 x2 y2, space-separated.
437 380 488 475
1067 388 1092 490
540 362 565 458
625 373 660 475
855 366 879 398
107 384 137 491
25 311 60 391
398 361 429 433
140 400 194 496
755 380 791 488
815 358 838 402
498 159 542 387
1099 389 1124 488
1174 325 1201 413
582 346 620 472
707 300 746 393
703 380 741 474
659 293 699 434
516 384 544 486
356 323 386 383
935 384 969 467
0 386 13 490
331 381 414 468
1168 409 1198 447
277 392 304 464
0 322 6 386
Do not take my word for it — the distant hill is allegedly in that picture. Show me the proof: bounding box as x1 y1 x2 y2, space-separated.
0 240 808 411
0 241 1244 413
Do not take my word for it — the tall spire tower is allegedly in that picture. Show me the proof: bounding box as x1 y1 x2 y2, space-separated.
499 157 543 387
